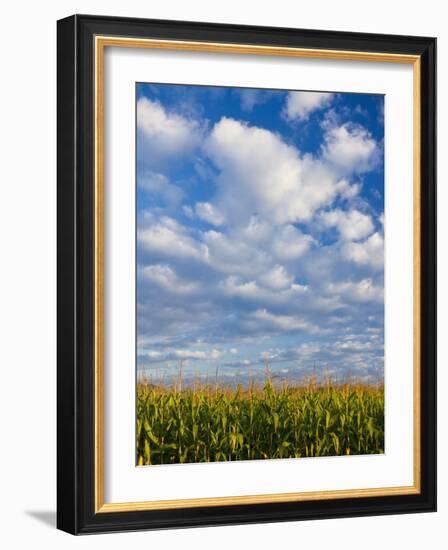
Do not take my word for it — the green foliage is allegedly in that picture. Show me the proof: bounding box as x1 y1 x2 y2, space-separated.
136 380 384 465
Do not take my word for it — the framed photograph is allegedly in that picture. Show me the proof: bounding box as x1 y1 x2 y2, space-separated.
57 14 436 534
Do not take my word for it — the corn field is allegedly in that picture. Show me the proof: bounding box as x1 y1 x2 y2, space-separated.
136 379 384 465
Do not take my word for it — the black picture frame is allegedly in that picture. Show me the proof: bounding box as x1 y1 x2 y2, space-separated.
57 14 436 535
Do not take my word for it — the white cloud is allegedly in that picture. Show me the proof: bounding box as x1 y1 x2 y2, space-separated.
221 275 307 305
240 215 272 244
320 209 374 241
335 179 361 200
205 117 346 225
258 265 294 290
173 349 222 360
203 229 270 276
138 216 208 261
342 231 384 269
146 350 163 359
283 91 334 121
144 348 222 362
271 224 314 260
239 89 260 111
139 212 313 284
221 277 262 300
142 264 199 295
236 89 274 112
327 278 383 303
137 97 203 162
322 123 378 173
334 340 375 352
249 309 320 334
138 171 184 206
194 202 226 226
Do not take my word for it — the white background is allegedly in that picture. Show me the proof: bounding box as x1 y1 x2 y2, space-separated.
105 48 414 503
0 1 444 548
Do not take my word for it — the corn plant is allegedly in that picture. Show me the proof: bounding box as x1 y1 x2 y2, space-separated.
136 379 384 465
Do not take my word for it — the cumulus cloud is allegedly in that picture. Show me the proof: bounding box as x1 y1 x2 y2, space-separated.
143 348 222 362
259 332 383 376
258 265 294 290
142 264 199 295
236 89 276 112
138 216 208 261
335 179 362 200
283 91 334 121
342 232 384 269
137 97 204 165
320 209 374 241
221 277 264 301
202 229 271 276
138 171 184 207
172 349 222 360
220 275 307 305
327 278 384 303
248 309 320 334
334 339 375 352
205 117 350 225
322 123 378 174
193 202 226 226
271 224 314 260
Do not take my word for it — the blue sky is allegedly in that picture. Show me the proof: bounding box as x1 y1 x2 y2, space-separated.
136 83 384 386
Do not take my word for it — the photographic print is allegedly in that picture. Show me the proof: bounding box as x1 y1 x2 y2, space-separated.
136 83 385 466
58 16 436 533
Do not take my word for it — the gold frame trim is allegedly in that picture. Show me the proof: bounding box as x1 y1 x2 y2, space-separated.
94 36 422 513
